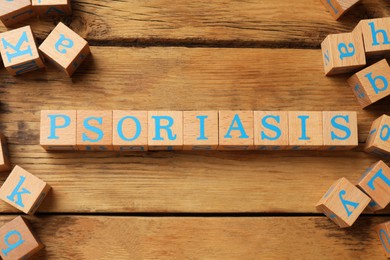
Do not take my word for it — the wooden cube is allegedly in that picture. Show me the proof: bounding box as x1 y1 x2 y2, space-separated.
218 111 254 150
148 111 183 150
40 110 77 151
77 110 113 151
354 18 390 57
0 26 44 76
39 22 90 77
376 221 390 258
319 0 360 20
348 59 390 108
0 166 51 215
322 111 358 150
357 161 390 211
0 0 35 27
321 33 366 76
316 177 371 228
112 110 148 151
254 111 289 150
32 0 71 16
0 216 44 260
0 134 11 172
365 115 390 158
288 111 323 150
183 111 218 150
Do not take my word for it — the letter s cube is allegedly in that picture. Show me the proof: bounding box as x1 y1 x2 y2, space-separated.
0 216 44 260
0 166 51 215
316 177 370 228
365 115 390 158
39 22 90 77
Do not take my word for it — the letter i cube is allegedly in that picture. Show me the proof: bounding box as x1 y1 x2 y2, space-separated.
357 161 390 212
0 216 44 260
148 111 183 150
32 0 72 16
322 111 358 150
321 33 366 76
375 221 390 258
353 18 390 57
288 111 323 150
0 166 51 215
40 110 77 151
0 133 11 172
348 59 390 108
0 26 45 76
365 115 390 158
316 177 371 228
39 22 90 77
0 0 35 27
319 0 360 20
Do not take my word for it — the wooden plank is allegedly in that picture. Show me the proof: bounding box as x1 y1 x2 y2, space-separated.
0 216 382 259
1 0 389 47
0 47 389 213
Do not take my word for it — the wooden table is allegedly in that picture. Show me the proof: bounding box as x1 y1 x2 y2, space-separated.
1 0 390 259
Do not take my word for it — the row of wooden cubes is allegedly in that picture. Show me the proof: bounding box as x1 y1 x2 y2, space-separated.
0 22 90 76
0 0 71 27
40 110 359 151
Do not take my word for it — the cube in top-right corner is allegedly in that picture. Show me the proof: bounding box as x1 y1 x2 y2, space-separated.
353 18 390 57
39 22 90 77
365 114 390 158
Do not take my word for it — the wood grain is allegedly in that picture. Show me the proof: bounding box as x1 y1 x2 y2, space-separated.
1 0 389 47
0 47 389 213
0 216 380 259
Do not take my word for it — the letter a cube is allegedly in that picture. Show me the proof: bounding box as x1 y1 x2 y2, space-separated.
357 161 390 212
348 59 390 108
321 33 366 76
319 0 360 20
39 22 90 77
0 166 51 215
316 177 371 228
365 115 390 158
0 216 44 260
0 26 44 76
0 0 35 27
32 0 72 16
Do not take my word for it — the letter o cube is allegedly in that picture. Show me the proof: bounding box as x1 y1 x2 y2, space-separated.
39 22 90 77
365 115 390 158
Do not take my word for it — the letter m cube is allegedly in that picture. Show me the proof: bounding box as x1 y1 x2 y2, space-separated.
0 26 44 76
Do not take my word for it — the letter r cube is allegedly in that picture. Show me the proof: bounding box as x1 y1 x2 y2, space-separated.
0 166 51 215
39 22 90 77
0 26 44 76
0 216 44 260
316 177 371 228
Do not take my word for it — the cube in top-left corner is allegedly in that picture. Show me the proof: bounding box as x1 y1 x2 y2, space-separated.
0 0 35 27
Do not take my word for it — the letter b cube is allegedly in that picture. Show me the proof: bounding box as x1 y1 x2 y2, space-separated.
316 177 371 228
0 166 51 215
39 22 90 77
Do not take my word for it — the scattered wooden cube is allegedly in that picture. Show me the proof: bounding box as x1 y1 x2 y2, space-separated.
148 111 183 150
0 0 35 27
0 166 51 215
0 133 11 172
288 111 323 150
357 160 390 212
40 110 77 151
365 115 390 158
32 0 71 16
0 26 44 76
376 221 390 258
316 177 371 228
112 110 148 151
218 111 254 150
321 32 366 76
354 18 390 57
77 110 113 151
347 59 390 108
183 111 218 150
319 0 360 20
39 22 90 77
254 111 289 150
322 111 358 150
0 216 44 260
